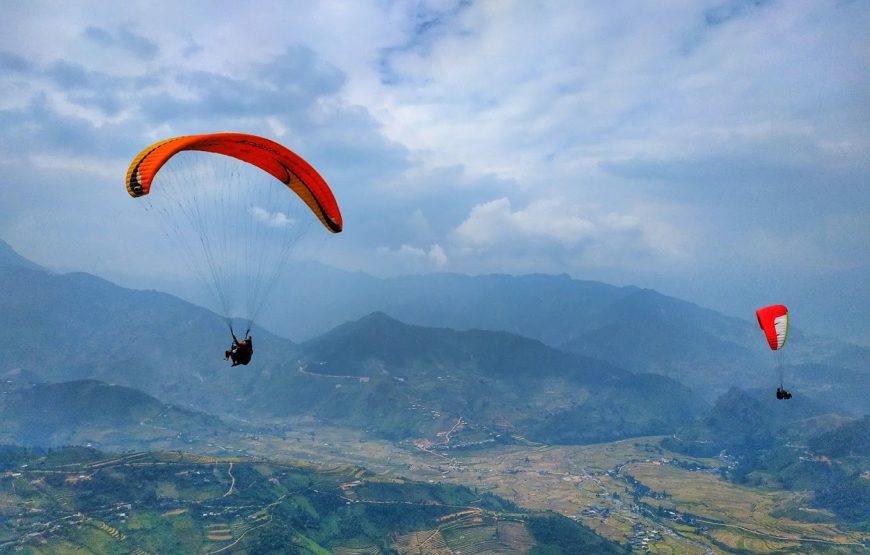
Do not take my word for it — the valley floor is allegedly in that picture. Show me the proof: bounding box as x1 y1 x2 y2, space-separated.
232 420 867 554
2 420 866 554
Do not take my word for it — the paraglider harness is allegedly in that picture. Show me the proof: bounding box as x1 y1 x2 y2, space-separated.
776 386 792 400
225 330 254 367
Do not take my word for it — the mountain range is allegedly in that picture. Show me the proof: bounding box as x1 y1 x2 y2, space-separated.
244 311 707 444
0 238 866 448
253 257 869 405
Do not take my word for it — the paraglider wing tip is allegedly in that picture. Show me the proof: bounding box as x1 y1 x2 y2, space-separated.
327 216 342 233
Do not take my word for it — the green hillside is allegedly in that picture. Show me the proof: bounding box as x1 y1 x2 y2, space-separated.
0 447 627 554
662 389 870 527
0 262 296 415
247 312 707 444
0 379 229 448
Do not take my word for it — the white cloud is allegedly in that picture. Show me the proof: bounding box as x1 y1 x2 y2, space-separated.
376 243 449 270
452 197 690 268
453 198 599 249
27 153 122 180
356 0 870 187
250 206 294 228
428 243 448 267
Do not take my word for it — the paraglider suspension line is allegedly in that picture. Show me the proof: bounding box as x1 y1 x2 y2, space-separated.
776 352 784 390
227 321 250 343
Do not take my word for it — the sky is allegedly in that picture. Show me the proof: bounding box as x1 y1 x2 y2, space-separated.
1 0 868 344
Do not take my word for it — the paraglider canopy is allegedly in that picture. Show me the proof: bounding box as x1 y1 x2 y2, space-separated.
126 132 342 233
756 304 789 351
125 132 342 339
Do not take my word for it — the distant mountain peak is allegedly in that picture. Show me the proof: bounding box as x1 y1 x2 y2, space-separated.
710 387 766 422
331 311 408 333
0 239 44 271
315 310 433 343
358 310 397 323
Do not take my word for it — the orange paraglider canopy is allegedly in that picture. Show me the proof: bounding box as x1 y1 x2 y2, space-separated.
126 133 342 233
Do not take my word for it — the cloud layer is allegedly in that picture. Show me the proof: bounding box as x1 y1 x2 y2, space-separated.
1 0 868 342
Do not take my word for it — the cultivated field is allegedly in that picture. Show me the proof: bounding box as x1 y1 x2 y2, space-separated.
231 420 867 554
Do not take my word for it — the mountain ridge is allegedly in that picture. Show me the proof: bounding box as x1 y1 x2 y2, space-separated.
0 378 229 448
245 310 708 444
252 256 868 408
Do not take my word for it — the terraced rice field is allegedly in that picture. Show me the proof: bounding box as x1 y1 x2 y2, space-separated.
393 512 535 555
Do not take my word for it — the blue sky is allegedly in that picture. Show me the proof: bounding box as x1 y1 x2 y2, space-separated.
1 1 868 343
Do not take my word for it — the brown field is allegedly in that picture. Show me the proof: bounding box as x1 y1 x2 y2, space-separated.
393 518 535 555
625 461 863 552
161 508 188 517
332 546 382 555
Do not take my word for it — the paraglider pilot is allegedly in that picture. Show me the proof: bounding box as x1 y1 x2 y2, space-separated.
225 332 254 367
776 387 792 400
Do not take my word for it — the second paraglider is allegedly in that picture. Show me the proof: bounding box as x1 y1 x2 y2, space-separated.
756 304 792 399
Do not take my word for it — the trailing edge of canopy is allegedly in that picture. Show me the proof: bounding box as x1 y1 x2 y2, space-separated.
125 132 342 233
